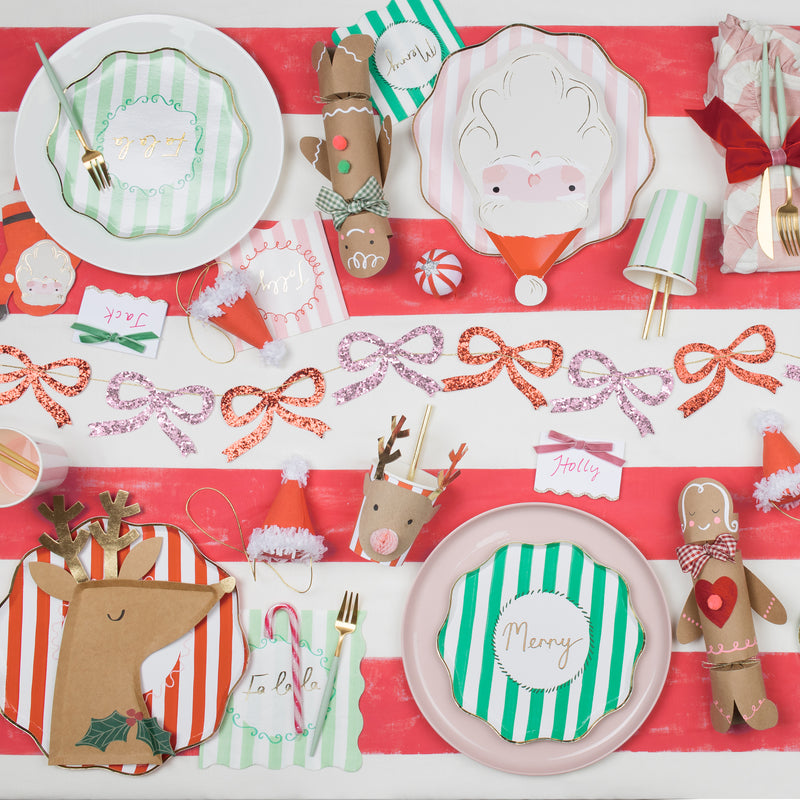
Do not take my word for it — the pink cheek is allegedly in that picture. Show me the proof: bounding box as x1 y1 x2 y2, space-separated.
688 520 694 527
714 516 721 524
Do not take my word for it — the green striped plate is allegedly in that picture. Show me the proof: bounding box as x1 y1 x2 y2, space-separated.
438 541 645 743
46 47 249 239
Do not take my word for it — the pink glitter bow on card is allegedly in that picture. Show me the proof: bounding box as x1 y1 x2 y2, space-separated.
88 371 214 456
674 325 781 417
533 430 626 467
332 325 443 404
221 367 329 461
442 326 563 408
676 533 737 579
0 344 90 427
550 350 673 437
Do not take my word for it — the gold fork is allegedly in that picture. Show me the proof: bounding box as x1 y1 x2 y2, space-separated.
310 590 359 754
35 43 112 191
774 61 800 256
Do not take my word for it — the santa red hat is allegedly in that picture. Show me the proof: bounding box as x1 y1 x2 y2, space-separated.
753 410 800 512
247 457 326 563
189 268 286 365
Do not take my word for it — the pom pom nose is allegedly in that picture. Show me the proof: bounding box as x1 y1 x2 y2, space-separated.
370 528 398 556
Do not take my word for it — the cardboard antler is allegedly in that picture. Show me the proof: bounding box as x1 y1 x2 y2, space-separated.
89 490 141 578
374 415 409 480
433 443 468 499
38 496 90 583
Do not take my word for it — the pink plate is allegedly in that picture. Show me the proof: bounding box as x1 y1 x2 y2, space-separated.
401 502 670 775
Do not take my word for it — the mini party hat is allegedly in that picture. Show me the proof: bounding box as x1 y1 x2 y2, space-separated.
753 410 800 512
189 268 286 365
247 457 326 563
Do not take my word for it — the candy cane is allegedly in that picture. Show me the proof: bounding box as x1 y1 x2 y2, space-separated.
264 603 304 735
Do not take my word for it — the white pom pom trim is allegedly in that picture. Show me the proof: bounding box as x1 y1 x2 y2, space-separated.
188 269 248 322
259 338 287 366
755 409 784 435
281 456 309 486
247 525 326 563
753 465 800 512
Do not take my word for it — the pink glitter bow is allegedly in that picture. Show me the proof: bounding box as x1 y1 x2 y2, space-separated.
533 430 626 467
676 533 737 579
332 326 443 404
550 350 673 437
88 371 214 456
0 344 90 427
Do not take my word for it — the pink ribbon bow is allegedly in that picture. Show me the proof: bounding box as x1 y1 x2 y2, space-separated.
533 430 626 467
676 533 738 579
88 371 214 456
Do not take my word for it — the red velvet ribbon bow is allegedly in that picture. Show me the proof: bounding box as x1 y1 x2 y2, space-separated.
676 533 738 579
533 430 626 467
220 367 329 461
687 97 800 183
442 326 563 408
674 324 781 417
0 344 90 427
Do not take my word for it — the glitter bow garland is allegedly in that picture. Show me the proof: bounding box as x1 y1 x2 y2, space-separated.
221 367 329 461
787 364 800 382
88 371 214 456
442 326 563 408
0 344 90 427
533 430 626 467
315 176 390 230
332 325 443 404
673 324 781 418
676 533 738 579
550 350 674 437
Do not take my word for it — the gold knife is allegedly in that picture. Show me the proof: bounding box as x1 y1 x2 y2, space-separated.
757 41 774 259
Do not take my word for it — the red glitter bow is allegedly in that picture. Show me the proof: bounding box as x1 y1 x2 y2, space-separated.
442 326 563 408
220 367 329 461
533 430 626 467
674 324 781 417
676 533 737 579
0 344 90 426
687 97 800 183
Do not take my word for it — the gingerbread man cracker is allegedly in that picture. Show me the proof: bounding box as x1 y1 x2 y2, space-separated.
676 477 786 732
300 35 393 278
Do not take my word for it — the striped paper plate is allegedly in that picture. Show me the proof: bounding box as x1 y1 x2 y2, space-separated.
438 541 644 743
0 518 247 774
47 47 249 238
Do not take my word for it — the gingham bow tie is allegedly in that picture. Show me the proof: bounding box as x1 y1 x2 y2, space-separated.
676 533 737 579
315 176 389 230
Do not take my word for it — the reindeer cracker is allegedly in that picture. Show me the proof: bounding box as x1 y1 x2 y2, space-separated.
676 478 786 732
350 415 466 565
300 35 393 278
0 490 245 772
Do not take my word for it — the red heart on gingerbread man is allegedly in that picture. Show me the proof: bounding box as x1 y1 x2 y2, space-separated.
695 576 738 628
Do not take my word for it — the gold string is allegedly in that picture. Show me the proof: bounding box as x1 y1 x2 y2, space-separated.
175 263 236 365
769 501 800 523
185 486 256 580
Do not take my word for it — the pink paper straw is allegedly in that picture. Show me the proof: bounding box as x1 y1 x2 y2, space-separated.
265 602 304 735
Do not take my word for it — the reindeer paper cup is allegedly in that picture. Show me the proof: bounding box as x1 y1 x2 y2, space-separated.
350 461 439 566
0 427 68 508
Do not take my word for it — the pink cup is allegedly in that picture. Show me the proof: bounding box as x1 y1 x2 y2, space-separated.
0 428 68 508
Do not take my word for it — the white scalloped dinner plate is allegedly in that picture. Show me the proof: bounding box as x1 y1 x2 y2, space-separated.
401 503 671 775
15 15 283 275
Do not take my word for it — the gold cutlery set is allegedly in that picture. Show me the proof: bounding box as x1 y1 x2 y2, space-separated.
757 41 799 258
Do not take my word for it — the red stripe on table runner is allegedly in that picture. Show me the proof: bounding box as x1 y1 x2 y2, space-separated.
0 652 797 756
4 218 800 316
1 26 712 116
359 652 800 754
0 465 792 564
